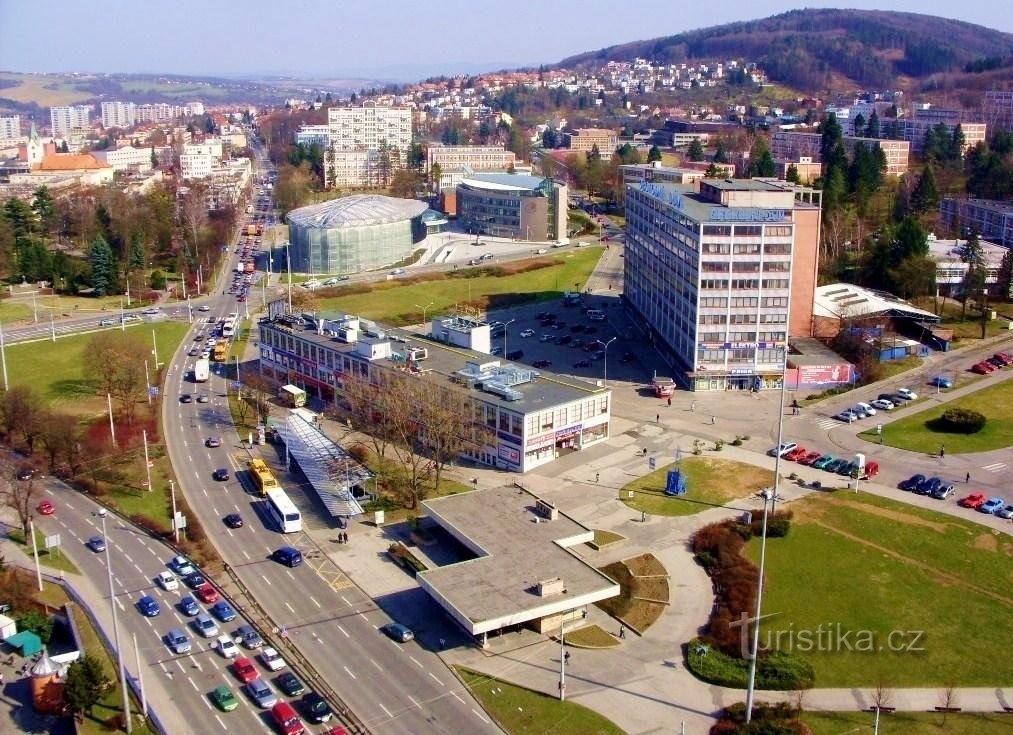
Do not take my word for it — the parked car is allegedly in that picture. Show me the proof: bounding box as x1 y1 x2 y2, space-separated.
837 460 860 476
232 656 258 683
380 623 414 643
997 504 1013 519
895 387 918 400
993 352 1013 366
980 497 1006 514
959 492 987 509
137 595 160 617
986 356 1005 369
919 477 943 496
216 635 239 659
798 451 822 466
870 399 894 411
853 403 876 418
812 455 836 470
157 571 179 591
824 458 849 473
519 329 535 338
532 359 552 369
929 375 953 388
768 442 798 458
931 483 955 500
784 447 808 462
859 461 880 480
210 684 239 712
165 628 191 655
834 410 859 423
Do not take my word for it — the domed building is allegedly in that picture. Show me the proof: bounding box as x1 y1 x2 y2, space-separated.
285 195 430 274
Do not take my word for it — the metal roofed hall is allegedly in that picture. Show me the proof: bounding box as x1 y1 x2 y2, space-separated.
813 283 939 322
285 194 427 229
416 485 620 640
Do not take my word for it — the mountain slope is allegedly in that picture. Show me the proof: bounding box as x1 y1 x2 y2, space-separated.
559 9 1013 91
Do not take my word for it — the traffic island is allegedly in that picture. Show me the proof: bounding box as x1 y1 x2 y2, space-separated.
594 553 670 635
561 624 620 649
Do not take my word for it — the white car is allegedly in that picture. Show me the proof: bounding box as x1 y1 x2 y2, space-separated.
197 305 210 312
854 401 876 417
870 399 895 411
895 387 918 400
519 329 535 338
259 647 286 671
539 334 554 342
768 442 798 458
156 571 179 591
216 635 239 659
141 308 160 316
534 248 548 254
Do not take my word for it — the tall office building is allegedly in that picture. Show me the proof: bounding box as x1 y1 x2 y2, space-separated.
50 105 92 136
101 101 136 129
624 178 822 391
0 114 21 139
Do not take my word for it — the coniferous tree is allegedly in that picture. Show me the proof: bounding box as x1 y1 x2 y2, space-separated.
910 165 939 214
647 145 662 162
865 110 880 138
686 138 704 161
88 234 115 296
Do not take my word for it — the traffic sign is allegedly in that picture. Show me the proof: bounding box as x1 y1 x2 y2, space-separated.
231 381 242 390
648 456 656 470
44 534 61 550
148 386 160 396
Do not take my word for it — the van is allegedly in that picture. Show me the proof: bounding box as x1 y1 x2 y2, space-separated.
860 461 879 480
586 309 606 322
271 701 305 735
272 546 302 568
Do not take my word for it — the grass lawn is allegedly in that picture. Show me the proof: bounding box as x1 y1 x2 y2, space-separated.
596 555 669 634
858 377 1013 454
454 666 625 735
804 711 1013 734
588 529 625 550
911 297 1012 340
743 491 1013 687
879 356 923 379
7 527 81 575
315 248 603 325
564 625 619 648
621 457 773 517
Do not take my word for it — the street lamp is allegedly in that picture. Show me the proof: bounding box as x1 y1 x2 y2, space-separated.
744 488 773 724
414 301 434 327
502 318 515 356
602 336 617 383
93 508 132 733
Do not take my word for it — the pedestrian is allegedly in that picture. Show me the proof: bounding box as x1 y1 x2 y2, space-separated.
690 401 696 412
439 638 446 650
564 650 571 664
710 415 715 425
619 624 626 639
965 471 970 483
342 531 348 544
643 447 648 456
667 396 672 407
656 413 660 424
939 445 946 458
595 472 600 483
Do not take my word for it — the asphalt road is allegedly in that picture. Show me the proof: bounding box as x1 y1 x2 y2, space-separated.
161 145 500 735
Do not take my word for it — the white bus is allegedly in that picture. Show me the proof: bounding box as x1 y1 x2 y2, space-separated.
265 487 302 533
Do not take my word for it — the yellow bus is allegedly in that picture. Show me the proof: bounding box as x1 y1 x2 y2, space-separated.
213 339 228 361
248 458 280 497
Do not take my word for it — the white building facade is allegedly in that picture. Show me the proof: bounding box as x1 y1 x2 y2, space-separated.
101 101 136 129
50 105 92 136
0 115 20 140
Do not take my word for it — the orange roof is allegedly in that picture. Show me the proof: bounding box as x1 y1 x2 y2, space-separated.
35 153 111 171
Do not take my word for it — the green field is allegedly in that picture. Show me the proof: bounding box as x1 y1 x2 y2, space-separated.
859 378 1013 454
0 72 94 106
620 457 773 517
805 711 1013 734
455 666 625 735
315 248 603 324
744 491 1013 687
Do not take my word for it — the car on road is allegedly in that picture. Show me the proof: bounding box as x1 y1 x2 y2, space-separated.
210 684 239 712
233 656 258 683
519 329 535 338
532 359 552 369
179 596 200 616
169 555 194 574
179 394 193 403
895 387 918 400
86 535 106 553
17 466 34 481
797 451 822 465
980 497 1006 514
197 393 210 403
211 601 237 622
196 583 219 605
997 504 1013 519
768 442 798 458
156 571 179 591
194 613 219 638
380 622 414 643
260 647 286 671
389 268 406 276
216 635 239 659
165 628 191 655
928 375 953 388
237 624 264 649
276 671 305 697
271 547 302 568
224 513 244 529
959 492 987 509
302 692 334 723
100 318 116 327
812 455 836 470
198 305 211 312
246 678 277 708
137 595 160 617
206 436 222 448
213 468 230 481
854 402 877 417
870 399 894 411
272 701 305 735
36 499 54 515
834 410 859 423
183 571 207 589
188 348 200 357
900 474 927 491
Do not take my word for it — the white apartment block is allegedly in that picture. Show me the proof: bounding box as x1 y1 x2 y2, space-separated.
0 115 21 140
135 103 178 123
327 105 412 153
295 124 331 148
426 144 516 173
184 101 205 117
92 145 165 172
50 105 92 136
180 152 213 179
101 101 136 129
183 139 223 159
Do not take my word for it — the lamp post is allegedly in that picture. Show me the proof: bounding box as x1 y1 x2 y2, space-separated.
94 508 132 733
744 489 773 723
414 301 434 327
502 318 516 356
602 336 617 384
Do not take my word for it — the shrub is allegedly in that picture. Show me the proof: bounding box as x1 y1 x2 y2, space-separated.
686 639 815 691
694 551 717 569
937 407 986 434
731 437 743 446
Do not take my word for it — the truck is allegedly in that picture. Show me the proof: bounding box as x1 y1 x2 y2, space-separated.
194 358 210 383
651 376 676 398
245 225 257 236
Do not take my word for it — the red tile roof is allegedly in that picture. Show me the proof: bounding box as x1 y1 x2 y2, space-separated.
35 153 111 171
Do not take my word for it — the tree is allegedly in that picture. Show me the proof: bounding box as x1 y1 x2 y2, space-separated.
820 113 843 163
87 331 149 422
712 139 728 164
541 128 559 149
785 163 800 183
703 163 723 178
389 169 420 199
15 609 54 643
995 248 1013 300
748 137 775 178
375 140 394 187
865 110 880 138
128 230 145 271
647 145 662 163
88 234 115 296
686 138 704 161
417 383 493 494
0 464 40 541
32 186 57 236
909 165 939 214
852 113 866 137
178 183 208 263
64 655 111 721
889 255 936 299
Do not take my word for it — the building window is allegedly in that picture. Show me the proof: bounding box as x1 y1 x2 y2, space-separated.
703 225 732 236
765 225 792 237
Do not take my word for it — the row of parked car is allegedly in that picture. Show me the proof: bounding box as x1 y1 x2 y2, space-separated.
957 491 1013 517
769 442 880 479
834 388 918 422
899 475 1013 517
970 351 1013 374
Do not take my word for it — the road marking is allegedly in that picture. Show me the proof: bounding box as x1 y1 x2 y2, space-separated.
260 574 271 586
159 662 169 674
358 612 368 623
336 625 349 638
202 487 208 497
342 665 356 680
214 714 227 730
134 564 143 575
816 418 840 431
64 501 75 510
428 671 444 686
450 690 465 704
407 694 421 709
174 659 186 674
123 553 133 563
191 656 202 671
369 658 383 672
472 708 490 723
409 655 424 669
308 595 321 609
982 462 1007 473
241 549 250 560
379 703 393 718
284 601 295 613
340 595 351 606
188 677 199 692
115 598 125 612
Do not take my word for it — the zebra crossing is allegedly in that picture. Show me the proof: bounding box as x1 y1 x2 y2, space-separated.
816 417 845 431
981 462 1007 474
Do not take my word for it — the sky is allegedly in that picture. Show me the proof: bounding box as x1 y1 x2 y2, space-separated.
1 0 1010 81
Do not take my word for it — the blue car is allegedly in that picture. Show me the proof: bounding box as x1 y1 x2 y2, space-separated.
179 595 200 616
980 497 1005 514
929 376 953 388
919 477 943 496
900 474 926 491
137 595 160 617
211 601 237 622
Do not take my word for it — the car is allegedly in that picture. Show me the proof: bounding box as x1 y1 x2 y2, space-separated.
196 583 219 605
931 483 955 500
197 393 210 403
834 410 859 423
797 451 822 465
198 305 211 312
188 347 200 357
224 513 244 529
211 601 237 622
206 436 222 448
997 504 1013 519
380 622 414 643
179 595 200 616
86 535 106 553
573 359 592 368
213 468 230 481
980 497 1006 514
519 329 535 338
532 359 552 369
570 338 584 349
768 442 798 458
928 375 953 388
233 656 259 683
165 628 191 655
812 455 836 470
480 252 494 261
272 701 305 735
538 334 553 343
169 555 194 574
157 571 179 591
506 349 524 360
837 460 860 477
389 268 406 276
986 356 1005 368
179 394 193 403
194 613 219 638
137 595 160 617
210 684 239 712
970 362 990 375
619 351 635 364
272 547 302 568
35 499 54 515
215 634 239 659
141 307 160 316
854 402 877 417
535 248 548 254
870 399 894 411
276 671 306 697
959 492 987 509
900 474 927 491
919 477 943 496
994 352 1013 366
16 466 34 481
302 692 334 723
238 624 264 649
823 458 849 473
246 678 277 708
260 647 286 671
183 571 207 589
100 318 116 327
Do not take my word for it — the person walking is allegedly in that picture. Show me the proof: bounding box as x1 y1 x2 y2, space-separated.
618 624 626 639
965 471 970 483
595 472 600 483
690 401 696 412
656 413 660 424
710 415 716 425
667 396 672 407
939 445 946 458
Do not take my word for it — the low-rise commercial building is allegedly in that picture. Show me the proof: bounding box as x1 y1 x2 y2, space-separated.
457 173 567 242
928 234 1008 297
940 197 1013 249
92 145 166 172
564 128 617 153
427 144 516 175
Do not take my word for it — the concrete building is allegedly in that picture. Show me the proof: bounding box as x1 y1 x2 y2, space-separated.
811 283 939 340
624 178 822 391
257 312 612 472
418 485 620 645
928 234 1009 297
49 105 91 136
457 173 568 242
294 124 331 149
564 128 618 153
984 90 1013 134
427 144 516 174
92 145 164 172
619 162 705 187
770 131 910 176
179 139 224 180
100 101 136 129
940 198 1013 249
774 158 822 184
897 110 986 155
320 105 413 187
0 115 20 140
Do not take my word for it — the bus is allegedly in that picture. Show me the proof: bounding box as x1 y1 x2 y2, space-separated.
222 321 236 338
247 458 280 497
265 488 302 533
213 339 229 361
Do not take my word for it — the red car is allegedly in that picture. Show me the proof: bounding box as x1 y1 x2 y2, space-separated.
994 352 1013 366
959 492 986 509
232 656 258 683
36 500 55 515
970 362 990 375
195 583 219 604
784 447 808 462
798 451 822 466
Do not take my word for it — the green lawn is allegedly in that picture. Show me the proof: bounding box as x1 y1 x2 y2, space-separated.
620 457 773 516
455 666 625 735
911 297 1013 340
859 378 1013 454
805 711 1013 734
7 527 81 575
315 248 603 325
744 491 1013 687
879 356 923 379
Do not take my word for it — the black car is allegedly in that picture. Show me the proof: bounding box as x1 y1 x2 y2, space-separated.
619 351 635 364
212 468 230 481
574 359 592 368
276 671 305 697
179 394 193 403
900 474 926 491
17 467 34 481
183 572 207 589
532 360 552 368
302 692 333 723
506 350 524 360
986 356 1005 368
223 513 243 529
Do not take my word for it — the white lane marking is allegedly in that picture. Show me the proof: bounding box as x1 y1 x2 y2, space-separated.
201 696 212 710
191 655 202 671
342 665 356 680
123 553 133 563
340 595 351 606
210 505 219 516
358 612 368 623
215 714 227 729
450 690 465 704
428 671 444 686
159 662 169 674
133 564 143 575
308 595 321 609
369 658 383 672
284 601 295 614
260 574 271 586
188 677 199 692
115 598 125 612
336 625 349 639
241 549 250 560
408 694 421 709
472 708 490 723
174 659 186 674
64 501 75 510
409 655 424 669
379 703 393 718
202 487 208 497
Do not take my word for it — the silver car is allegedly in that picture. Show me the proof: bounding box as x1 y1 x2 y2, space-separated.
245 677 277 708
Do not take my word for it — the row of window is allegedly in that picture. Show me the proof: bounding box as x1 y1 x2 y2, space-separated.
700 278 791 290
699 331 787 342
700 260 791 273
702 242 793 255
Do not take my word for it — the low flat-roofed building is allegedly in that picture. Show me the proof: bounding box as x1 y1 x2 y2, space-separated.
619 162 704 187
927 234 1008 297
417 485 620 644
940 197 1013 249
812 283 939 338
564 127 617 153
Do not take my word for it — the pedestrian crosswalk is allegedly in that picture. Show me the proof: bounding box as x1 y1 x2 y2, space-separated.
981 462 1007 473
816 418 842 431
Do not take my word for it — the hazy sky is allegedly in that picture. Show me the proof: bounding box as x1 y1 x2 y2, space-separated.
2 0 1010 79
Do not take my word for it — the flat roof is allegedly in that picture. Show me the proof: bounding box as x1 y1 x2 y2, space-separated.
630 182 794 222
813 283 940 322
460 173 548 192
418 486 620 635
788 336 853 367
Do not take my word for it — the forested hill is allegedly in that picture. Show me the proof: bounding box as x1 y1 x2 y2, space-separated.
559 9 1013 91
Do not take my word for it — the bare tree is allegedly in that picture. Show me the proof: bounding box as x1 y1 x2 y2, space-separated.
383 374 432 510
0 386 42 452
178 182 208 262
87 332 148 423
338 372 393 461
37 411 82 475
418 382 493 493
243 373 274 427
939 680 959 723
0 467 40 540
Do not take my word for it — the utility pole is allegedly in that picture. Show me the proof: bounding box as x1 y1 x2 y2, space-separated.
169 479 178 543
107 392 117 447
744 489 773 723
29 517 43 592
133 632 147 716
0 319 8 390
50 313 55 342
151 329 159 368
143 430 152 492
558 617 566 701
144 360 151 404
